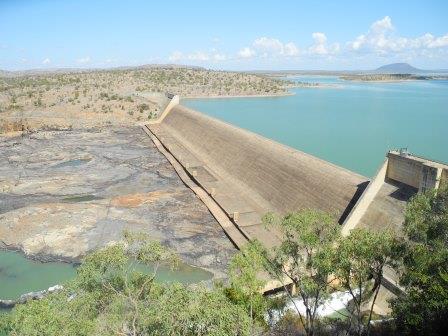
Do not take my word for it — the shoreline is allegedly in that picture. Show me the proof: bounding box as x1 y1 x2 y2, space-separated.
181 91 295 99
0 245 81 265
181 85 341 100
297 84 343 89
341 78 423 83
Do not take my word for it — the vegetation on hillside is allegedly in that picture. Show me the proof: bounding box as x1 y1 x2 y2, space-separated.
261 210 399 336
391 186 448 335
0 67 293 132
0 231 252 336
1 188 446 335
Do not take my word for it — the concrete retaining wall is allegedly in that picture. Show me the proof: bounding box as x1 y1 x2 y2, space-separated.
341 159 388 235
387 153 422 189
387 151 448 192
442 169 448 186
148 95 180 124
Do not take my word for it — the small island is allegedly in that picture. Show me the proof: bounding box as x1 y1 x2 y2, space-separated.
340 73 435 82
340 63 448 82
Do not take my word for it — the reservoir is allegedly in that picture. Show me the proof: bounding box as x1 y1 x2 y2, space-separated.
183 76 448 177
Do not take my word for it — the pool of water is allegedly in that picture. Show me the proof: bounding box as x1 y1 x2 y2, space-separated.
183 77 448 177
53 158 91 168
0 250 76 300
61 194 103 203
0 250 212 300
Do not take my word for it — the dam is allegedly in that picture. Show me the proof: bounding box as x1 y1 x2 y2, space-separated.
146 96 448 247
146 102 368 248
144 95 448 301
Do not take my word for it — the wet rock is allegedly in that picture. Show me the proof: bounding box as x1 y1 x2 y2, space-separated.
0 285 64 308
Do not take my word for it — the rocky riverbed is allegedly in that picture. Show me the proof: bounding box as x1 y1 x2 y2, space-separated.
0 127 236 278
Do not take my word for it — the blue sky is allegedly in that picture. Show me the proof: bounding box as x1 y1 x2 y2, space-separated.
1 0 447 70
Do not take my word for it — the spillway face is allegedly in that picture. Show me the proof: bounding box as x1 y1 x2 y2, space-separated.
148 105 368 247
342 151 448 306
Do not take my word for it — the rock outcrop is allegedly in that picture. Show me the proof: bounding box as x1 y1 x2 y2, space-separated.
0 127 236 277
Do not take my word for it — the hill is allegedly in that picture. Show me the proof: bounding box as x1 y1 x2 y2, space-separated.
0 67 294 133
375 63 422 74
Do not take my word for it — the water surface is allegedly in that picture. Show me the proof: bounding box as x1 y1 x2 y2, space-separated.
184 77 448 177
0 250 212 300
0 250 76 300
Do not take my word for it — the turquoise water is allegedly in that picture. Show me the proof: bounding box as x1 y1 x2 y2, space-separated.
183 77 448 177
0 250 76 300
0 250 212 300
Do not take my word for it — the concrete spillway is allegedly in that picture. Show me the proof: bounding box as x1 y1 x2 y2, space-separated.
144 97 448 299
147 104 368 248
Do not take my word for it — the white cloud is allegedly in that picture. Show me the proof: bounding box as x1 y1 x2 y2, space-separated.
284 42 300 56
238 47 256 59
164 17 447 66
187 51 210 61
348 16 395 53
308 32 339 55
253 37 284 53
169 50 228 63
42 58 51 64
309 32 328 55
238 37 299 59
425 33 448 48
77 56 91 64
168 51 183 62
371 16 393 34
348 16 448 56
213 53 227 61
313 32 327 45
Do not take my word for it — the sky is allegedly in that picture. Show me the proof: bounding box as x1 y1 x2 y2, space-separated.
1 0 448 71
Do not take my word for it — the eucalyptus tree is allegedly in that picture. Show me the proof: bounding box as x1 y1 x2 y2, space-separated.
225 241 268 332
391 186 448 335
3 231 252 336
262 209 340 336
334 228 398 336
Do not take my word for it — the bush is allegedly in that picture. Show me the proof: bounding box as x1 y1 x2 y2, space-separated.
4 232 252 336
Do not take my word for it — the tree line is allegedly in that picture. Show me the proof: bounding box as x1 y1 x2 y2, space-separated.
1 187 447 335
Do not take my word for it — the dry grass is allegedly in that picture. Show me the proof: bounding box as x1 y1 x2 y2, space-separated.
0 67 293 132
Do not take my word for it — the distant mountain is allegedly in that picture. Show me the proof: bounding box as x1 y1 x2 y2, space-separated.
375 63 422 74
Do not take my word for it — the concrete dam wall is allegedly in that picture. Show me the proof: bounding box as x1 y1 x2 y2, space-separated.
146 100 447 296
148 105 367 247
